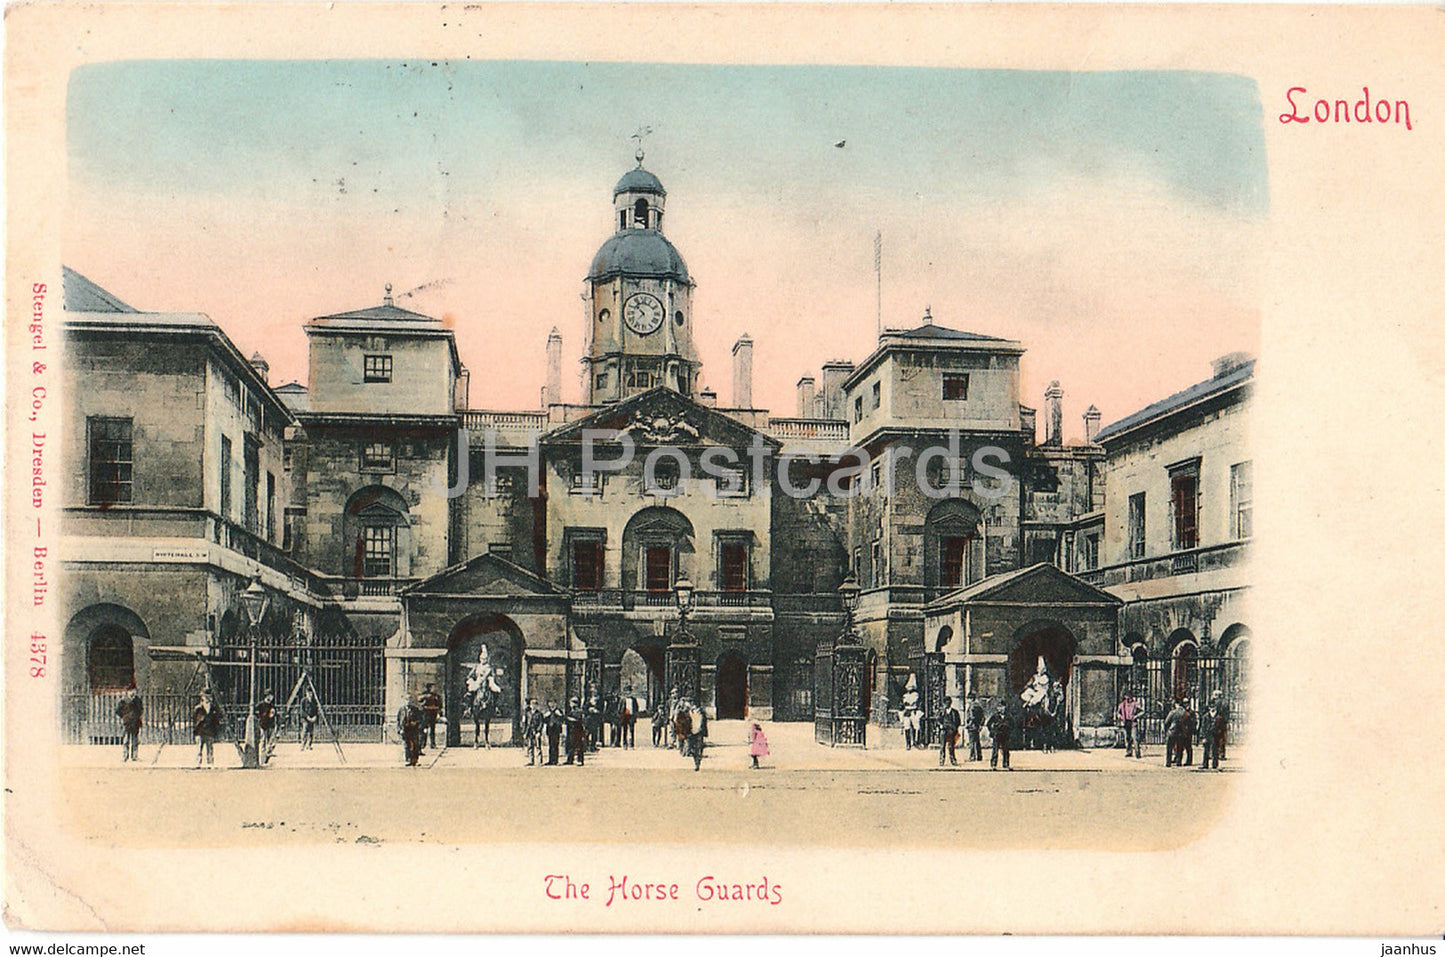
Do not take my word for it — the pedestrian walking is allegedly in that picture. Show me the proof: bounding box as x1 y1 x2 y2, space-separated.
544 700 563 765
651 702 668 748
1117 692 1142 758
254 693 278 754
192 692 222 768
965 692 985 762
683 700 706 771
938 696 962 767
115 683 143 763
299 687 320 750
748 722 770 769
419 683 443 749
619 691 640 749
986 701 1012 770
397 694 424 767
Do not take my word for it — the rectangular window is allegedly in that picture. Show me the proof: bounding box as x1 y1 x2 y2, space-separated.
1231 461 1253 540
364 354 393 383
219 435 233 519
572 539 603 592
265 472 276 543
940 535 969 588
361 440 394 472
1082 533 1100 570
626 367 656 390
595 372 608 391
362 525 394 577
644 546 672 593
871 541 884 588
943 373 969 401
87 416 133 505
852 547 862 580
871 381 881 410
1128 492 1146 560
720 542 748 592
1169 462 1200 551
854 395 864 423
282 446 293 473
243 436 260 534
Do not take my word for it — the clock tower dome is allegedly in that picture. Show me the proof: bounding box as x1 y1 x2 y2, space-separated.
583 153 700 404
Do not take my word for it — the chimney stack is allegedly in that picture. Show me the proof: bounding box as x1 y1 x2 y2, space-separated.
1045 381 1064 446
544 327 563 407
732 334 754 409
796 375 817 417
1020 405 1037 445
1083 405 1101 444
821 360 855 420
249 351 270 386
1211 351 1252 379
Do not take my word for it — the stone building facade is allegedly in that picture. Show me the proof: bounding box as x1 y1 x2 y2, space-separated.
59 159 1251 747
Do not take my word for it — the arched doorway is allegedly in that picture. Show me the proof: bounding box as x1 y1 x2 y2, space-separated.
445 613 524 746
622 644 665 713
1168 629 1198 703
62 603 151 744
1008 621 1079 748
716 653 748 719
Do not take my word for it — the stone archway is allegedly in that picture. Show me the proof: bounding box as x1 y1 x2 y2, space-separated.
622 644 666 713
715 652 748 720
445 613 525 746
62 603 152 743
1008 621 1079 749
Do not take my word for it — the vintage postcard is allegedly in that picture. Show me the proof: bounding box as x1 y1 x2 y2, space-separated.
4 1 1443 939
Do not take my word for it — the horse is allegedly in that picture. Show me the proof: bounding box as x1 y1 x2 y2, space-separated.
464 677 497 749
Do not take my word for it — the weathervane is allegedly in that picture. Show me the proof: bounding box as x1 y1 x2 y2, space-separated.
631 125 653 166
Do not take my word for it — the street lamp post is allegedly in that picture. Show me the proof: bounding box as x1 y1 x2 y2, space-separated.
665 576 698 702
239 578 270 769
817 574 868 747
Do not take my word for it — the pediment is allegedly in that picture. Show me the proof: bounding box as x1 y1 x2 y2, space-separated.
543 387 779 452
947 563 1121 607
402 553 560 597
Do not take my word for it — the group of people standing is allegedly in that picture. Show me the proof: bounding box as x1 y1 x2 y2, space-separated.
1117 690 1231 768
934 693 1014 770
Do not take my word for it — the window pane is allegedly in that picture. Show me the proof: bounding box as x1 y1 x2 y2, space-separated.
720 543 747 592
941 536 968 587
362 525 394 577
645 546 671 592
573 540 602 591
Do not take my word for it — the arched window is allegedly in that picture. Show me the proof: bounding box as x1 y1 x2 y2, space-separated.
621 506 694 599
924 499 982 591
87 625 134 692
343 486 411 579
633 198 650 228
1171 639 1198 702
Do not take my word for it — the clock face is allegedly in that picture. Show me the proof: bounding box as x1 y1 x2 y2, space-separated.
623 292 665 336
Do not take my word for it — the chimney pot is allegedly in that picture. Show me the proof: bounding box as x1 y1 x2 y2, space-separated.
732 334 754 409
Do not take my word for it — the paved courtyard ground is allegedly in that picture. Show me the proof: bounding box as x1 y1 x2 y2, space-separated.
59 720 1237 851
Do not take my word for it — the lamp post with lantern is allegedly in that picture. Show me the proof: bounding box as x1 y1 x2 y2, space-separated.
238 578 270 769
664 576 700 704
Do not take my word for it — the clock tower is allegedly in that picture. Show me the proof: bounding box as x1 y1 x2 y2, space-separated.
583 153 700 404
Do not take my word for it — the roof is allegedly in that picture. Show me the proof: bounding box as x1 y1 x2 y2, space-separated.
309 301 439 325
614 166 666 197
931 562 1122 608
273 381 310 413
588 228 691 283
1094 358 1255 443
885 323 1010 343
63 266 137 313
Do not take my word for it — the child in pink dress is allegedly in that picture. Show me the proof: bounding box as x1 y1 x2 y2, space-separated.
748 722 770 769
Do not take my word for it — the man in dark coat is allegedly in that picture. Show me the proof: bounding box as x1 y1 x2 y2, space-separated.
115 683 144 763
937 696 962 767
192 692 222 768
1164 700 1189 767
397 694 424 767
299 687 320 751
986 701 1012 770
564 697 587 766
619 691 639 749
965 693 985 762
585 695 602 752
521 698 544 767
1199 691 1228 770
419 683 443 749
544 700 563 765
254 692 278 758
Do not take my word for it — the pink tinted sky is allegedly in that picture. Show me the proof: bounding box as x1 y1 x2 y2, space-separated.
65 62 1264 435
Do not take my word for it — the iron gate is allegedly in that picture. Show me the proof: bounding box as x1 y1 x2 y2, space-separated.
814 638 867 746
213 630 386 742
1122 654 1249 746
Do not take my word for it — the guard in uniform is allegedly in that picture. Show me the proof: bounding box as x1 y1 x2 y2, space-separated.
419 683 443 749
544 700 563 765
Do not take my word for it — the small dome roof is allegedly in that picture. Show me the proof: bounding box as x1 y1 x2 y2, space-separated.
588 229 691 283
613 166 666 197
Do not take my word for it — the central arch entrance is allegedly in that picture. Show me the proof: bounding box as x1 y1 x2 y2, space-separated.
715 653 748 719
446 613 524 746
621 644 665 713
1008 621 1079 749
